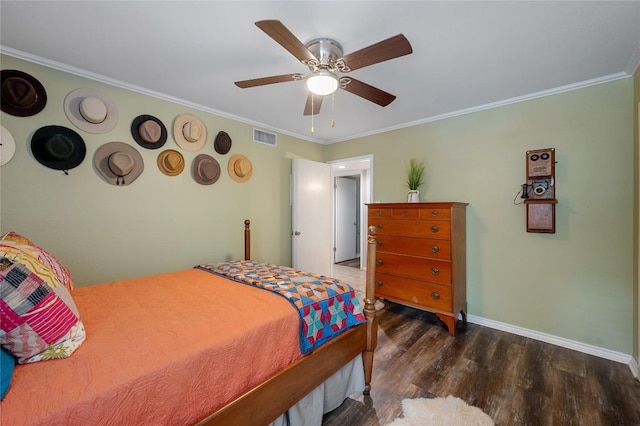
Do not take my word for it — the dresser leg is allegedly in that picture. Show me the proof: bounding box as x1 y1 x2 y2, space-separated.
436 313 457 336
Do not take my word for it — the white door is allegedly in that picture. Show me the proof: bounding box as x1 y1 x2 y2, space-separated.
334 177 357 263
292 158 332 276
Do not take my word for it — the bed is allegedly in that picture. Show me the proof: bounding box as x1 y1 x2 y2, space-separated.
0 221 378 425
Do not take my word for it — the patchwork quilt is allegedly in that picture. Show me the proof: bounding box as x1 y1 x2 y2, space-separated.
196 260 365 354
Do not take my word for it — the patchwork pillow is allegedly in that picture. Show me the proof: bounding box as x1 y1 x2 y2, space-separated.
0 348 15 399
1 231 74 292
0 256 86 364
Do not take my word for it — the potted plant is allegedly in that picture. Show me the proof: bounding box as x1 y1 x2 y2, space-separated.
405 158 426 202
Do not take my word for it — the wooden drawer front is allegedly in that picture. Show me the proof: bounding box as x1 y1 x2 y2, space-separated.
419 208 451 220
368 208 391 218
376 236 451 260
370 219 451 240
391 208 419 219
375 273 452 312
375 252 451 285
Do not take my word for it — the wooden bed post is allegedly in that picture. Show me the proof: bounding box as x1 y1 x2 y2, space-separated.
244 219 251 261
363 225 378 395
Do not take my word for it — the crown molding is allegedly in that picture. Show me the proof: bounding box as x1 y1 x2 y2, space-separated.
0 46 323 145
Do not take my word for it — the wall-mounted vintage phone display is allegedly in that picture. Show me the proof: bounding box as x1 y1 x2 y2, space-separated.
521 148 557 233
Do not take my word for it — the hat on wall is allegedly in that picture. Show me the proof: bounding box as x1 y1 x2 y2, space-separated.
157 149 185 176
173 114 207 151
193 154 220 185
31 125 86 174
214 131 232 155
131 114 167 149
1 69 47 117
227 154 252 183
94 142 144 186
64 88 118 134
1 125 16 166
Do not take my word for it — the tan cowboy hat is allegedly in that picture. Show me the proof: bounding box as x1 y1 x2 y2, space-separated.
228 154 253 183
157 149 185 176
64 88 118 134
193 154 221 185
1 125 17 166
173 114 207 151
1 69 48 117
94 142 144 186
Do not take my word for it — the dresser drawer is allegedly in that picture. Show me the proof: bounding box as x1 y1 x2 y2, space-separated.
419 208 451 220
391 207 419 219
369 207 391 218
374 273 452 312
370 219 451 240
375 252 451 285
376 235 451 260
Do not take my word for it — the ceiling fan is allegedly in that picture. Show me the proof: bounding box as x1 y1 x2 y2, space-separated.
234 20 413 116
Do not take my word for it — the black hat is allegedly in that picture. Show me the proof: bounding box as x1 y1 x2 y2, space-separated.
214 131 232 155
1 70 48 117
131 114 167 149
31 125 86 174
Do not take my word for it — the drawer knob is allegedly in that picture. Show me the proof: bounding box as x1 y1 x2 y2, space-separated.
430 225 439 233
376 259 383 266
376 241 383 246
376 210 383 216
376 280 383 287
376 223 383 229
401 210 408 216
431 267 440 275
431 210 439 217
431 292 440 300
430 245 440 253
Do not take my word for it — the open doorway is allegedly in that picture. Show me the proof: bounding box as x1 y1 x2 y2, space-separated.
329 155 373 271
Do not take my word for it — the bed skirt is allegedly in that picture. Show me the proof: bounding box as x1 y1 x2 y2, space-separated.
271 354 365 426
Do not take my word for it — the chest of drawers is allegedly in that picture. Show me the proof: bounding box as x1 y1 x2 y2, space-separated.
367 202 467 335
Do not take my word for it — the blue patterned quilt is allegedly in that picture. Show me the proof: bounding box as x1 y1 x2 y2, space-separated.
196 260 365 354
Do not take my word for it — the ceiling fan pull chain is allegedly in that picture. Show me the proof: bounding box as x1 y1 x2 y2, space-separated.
331 93 335 128
311 94 315 133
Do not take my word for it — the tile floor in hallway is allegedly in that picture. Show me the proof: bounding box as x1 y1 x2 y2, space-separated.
332 263 366 293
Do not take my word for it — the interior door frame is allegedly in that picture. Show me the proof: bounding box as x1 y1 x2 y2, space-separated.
328 154 374 272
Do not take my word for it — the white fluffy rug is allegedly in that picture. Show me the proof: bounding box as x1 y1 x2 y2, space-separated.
386 396 495 426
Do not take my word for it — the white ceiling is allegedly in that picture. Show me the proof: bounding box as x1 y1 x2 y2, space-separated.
1 1 639 144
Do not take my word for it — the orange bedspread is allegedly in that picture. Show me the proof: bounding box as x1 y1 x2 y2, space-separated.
0 269 302 425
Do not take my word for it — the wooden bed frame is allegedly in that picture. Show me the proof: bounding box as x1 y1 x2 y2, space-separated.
197 220 378 426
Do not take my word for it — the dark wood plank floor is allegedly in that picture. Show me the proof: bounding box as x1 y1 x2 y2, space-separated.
322 301 640 426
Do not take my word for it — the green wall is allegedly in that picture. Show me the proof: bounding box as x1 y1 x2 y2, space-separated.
326 79 634 354
634 67 639 359
1 54 635 355
0 55 323 285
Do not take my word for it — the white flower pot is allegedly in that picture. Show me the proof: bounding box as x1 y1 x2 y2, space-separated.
407 190 420 202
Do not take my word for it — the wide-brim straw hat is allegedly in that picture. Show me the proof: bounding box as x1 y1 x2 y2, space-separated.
193 154 221 185
64 88 118 134
94 142 144 186
1 125 16 166
31 125 86 173
227 154 252 183
157 149 185 176
1 69 48 117
173 114 207 151
131 114 167 149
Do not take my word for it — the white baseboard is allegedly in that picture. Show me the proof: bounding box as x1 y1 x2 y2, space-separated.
466 314 636 376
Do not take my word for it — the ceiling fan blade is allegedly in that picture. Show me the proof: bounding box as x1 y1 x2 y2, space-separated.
303 93 324 116
338 34 413 72
341 78 396 107
235 74 303 88
255 20 317 63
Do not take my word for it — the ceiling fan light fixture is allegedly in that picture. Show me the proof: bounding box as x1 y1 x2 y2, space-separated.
306 70 338 96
